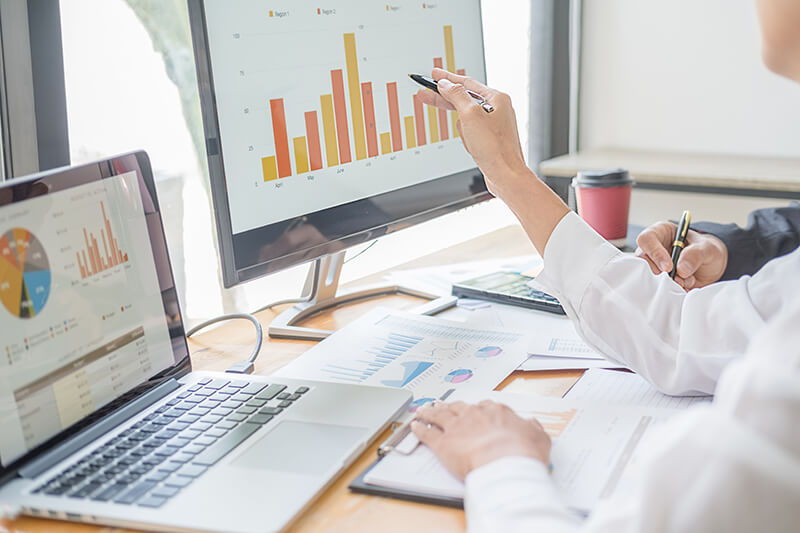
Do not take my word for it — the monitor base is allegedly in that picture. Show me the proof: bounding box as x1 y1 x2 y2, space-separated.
267 251 457 341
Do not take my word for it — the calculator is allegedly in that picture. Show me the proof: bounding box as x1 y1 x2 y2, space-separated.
451 271 565 315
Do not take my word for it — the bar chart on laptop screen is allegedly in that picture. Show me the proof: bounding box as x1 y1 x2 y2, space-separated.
202 0 486 233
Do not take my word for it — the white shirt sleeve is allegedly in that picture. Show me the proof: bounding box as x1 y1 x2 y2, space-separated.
534 212 798 395
464 313 800 533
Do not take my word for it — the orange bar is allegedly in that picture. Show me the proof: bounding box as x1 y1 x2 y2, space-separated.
386 82 402 152
76 252 86 279
433 58 449 140
457 69 465 75
270 99 292 178
262 156 278 181
81 250 91 277
83 229 97 274
413 94 427 146
380 132 392 155
91 235 102 273
304 111 323 171
361 82 378 157
331 69 352 164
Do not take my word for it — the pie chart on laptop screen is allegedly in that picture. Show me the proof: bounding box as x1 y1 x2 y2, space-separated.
0 228 51 319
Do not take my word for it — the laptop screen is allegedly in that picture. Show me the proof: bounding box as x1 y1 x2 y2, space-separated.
0 152 189 470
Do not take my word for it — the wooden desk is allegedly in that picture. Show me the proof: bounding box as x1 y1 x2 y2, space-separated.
3 225 582 533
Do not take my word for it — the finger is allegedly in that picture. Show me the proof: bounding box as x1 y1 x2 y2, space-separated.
634 247 663 275
674 243 706 279
411 420 443 450
415 403 459 429
636 228 673 273
431 67 491 97
414 89 456 111
682 275 696 290
436 78 480 115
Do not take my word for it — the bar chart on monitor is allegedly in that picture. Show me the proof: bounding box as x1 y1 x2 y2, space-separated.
203 0 487 233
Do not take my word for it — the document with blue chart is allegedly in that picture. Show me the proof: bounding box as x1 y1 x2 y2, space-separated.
275 308 531 414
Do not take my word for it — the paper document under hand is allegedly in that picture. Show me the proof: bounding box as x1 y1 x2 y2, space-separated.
363 391 680 513
275 308 531 414
564 368 712 409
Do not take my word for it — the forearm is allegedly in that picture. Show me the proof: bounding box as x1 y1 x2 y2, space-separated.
692 203 800 279
490 165 571 256
535 213 764 394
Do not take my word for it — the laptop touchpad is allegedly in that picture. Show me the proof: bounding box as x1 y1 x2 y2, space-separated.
232 421 368 476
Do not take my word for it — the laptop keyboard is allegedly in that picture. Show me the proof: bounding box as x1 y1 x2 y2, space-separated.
33 378 310 508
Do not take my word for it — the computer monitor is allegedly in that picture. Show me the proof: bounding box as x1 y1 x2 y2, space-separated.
188 1 490 339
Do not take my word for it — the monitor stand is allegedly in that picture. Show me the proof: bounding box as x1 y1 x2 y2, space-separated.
267 251 457 340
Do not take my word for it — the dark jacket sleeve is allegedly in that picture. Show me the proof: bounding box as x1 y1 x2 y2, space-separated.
691 203 800 280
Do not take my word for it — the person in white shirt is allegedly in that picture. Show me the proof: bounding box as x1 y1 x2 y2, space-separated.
409 1 800 531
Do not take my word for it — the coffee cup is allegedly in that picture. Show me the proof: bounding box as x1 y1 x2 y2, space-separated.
571 168 634 247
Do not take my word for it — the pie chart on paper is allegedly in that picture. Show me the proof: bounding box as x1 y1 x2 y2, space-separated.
475 346 503 358
444 369 473 384
0 228 51 319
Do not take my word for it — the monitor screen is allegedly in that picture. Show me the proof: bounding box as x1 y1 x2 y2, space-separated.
190 0 491 286
0 153 189 472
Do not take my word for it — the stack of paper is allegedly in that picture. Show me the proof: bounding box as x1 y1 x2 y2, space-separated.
362 390 681 513
387 255 625 371
275 308 532 415
564 368 712 409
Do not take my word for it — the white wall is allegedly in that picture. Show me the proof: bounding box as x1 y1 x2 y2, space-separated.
579 0 800 158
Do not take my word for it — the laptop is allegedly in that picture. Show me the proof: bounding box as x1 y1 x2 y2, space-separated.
0 152 411 532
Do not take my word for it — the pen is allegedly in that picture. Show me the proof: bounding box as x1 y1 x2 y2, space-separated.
408 74 495 113
378 389 455 456
669 210 692 279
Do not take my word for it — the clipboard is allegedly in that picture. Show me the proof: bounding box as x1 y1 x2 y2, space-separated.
348 456 464 509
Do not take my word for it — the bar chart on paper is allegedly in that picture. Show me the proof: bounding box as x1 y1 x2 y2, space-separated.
202 0 487 233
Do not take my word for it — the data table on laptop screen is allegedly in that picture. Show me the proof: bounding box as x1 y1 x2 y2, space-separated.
203 0 486 234
0 172 174 466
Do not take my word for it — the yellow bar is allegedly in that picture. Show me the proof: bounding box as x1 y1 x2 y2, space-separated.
380 132 392 155
427 106 440 143
261 156 278 181
404 116 416 149
293 136 309 174
320 94 339 167
343 33 367 160
444 26 459 138
443 26 456 72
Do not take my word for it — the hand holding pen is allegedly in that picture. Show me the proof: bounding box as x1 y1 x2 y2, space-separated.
409 74 494 113
412 68 527 190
